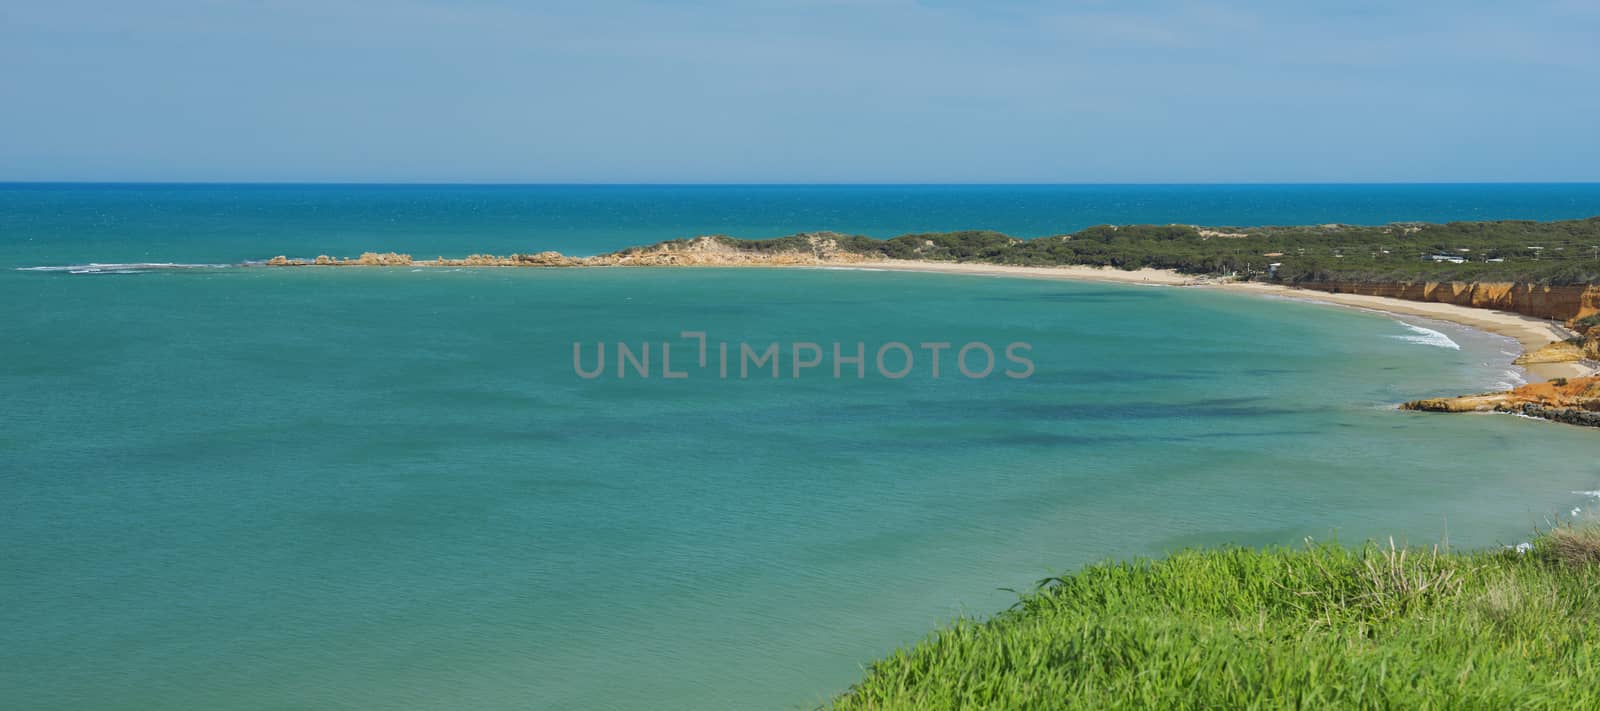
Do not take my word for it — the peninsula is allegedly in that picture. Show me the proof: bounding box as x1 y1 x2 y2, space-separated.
262 217 1600 424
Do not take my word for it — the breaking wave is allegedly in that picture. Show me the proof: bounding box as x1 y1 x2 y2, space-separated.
1388 321 1461 350
15 263 233 275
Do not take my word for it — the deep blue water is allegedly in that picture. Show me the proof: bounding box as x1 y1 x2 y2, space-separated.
4 183 1599 267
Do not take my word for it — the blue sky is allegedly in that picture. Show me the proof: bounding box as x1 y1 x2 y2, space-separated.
2 0 1596 183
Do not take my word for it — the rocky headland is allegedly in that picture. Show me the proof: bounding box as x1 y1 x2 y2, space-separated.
1402 314 1600 427
262 233 878 269
1402 375 1600 427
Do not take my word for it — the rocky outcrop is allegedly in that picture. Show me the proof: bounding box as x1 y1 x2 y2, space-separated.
1295 281 1600 323
1515 340 1585 366
260 233 879 270
1519 403 1600 427
356 252 413 266
268 252 415 266
1403 376 1600 427
264 251 582 267
587 233 878 266
424 252 582 267
1575 319 1600 360
1403 392 1517 413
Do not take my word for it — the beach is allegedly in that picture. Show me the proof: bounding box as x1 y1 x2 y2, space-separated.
1215 281 1594 381
854 259 1198 286
808 260 1595 382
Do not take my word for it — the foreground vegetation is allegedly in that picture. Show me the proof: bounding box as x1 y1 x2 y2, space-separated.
832 527 1600 710
662 217 1600 284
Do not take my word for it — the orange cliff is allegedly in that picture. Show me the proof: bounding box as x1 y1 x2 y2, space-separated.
1294 281 1600 323
1402 376 1600 427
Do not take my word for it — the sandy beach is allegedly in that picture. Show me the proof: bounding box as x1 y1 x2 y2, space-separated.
1213 282 1593 381
859 260 1199 285
812 261 1595 382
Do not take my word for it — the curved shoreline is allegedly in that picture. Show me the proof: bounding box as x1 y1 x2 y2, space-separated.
791 260 1595 381
24 255 1595 380
1210 282 1593 381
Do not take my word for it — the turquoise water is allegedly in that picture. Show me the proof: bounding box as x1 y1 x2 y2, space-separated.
4 185 1600 709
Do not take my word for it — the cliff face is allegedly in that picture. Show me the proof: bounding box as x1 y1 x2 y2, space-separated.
1295 281 1600 322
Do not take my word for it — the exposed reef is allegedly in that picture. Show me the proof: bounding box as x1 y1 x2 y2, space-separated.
266 251 582 267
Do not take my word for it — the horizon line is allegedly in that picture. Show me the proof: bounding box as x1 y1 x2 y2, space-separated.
4 180 1600 188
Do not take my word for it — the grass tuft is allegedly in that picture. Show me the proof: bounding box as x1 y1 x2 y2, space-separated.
1539 525 1600 567
831 527 1600 710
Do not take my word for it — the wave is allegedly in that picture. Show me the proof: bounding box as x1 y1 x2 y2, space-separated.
1492 368 1528 392
1388 321 1461 350
1565 491 1600 520
15 263 233 275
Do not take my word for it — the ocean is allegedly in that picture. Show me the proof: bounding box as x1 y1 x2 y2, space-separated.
4 184 1600 709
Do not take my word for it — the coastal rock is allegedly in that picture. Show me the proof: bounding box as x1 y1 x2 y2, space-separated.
1518 404 1600 427
356 252 413 266
265 250 586 268
1577 323 1600 360
511 251 580 267
589 232 880 267
1401 393 1515 413
1514 340 1584 365
1402 376 1600 426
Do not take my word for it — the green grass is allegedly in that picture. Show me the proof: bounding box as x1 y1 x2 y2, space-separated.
832 528 1600 710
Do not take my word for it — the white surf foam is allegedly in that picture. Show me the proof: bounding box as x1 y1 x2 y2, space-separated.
1388 321 1461 350
1492 368 1529 391
16 263 231 275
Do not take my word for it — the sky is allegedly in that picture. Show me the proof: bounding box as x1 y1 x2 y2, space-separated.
1 0 1597 183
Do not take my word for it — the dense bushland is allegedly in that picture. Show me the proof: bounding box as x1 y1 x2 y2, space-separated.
678 218 1600 284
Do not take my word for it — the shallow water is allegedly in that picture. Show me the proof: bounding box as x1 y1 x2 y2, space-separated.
4 185 1599 709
